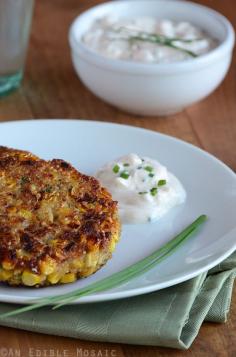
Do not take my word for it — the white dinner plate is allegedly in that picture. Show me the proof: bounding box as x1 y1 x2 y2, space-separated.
0 119 235 305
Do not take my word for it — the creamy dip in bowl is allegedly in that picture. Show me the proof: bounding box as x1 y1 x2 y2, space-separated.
83 16 217 63
69 0 235 116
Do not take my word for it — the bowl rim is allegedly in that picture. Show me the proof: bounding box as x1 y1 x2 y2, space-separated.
69 0 235 75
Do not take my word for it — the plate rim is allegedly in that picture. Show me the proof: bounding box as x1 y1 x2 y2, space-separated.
0 118 235 179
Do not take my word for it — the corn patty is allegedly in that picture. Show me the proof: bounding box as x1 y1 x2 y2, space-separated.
0 147 120 286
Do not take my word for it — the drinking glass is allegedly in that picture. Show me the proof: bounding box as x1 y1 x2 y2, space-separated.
0 0 34 96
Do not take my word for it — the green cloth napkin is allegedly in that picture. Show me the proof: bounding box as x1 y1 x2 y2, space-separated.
0 252 235 350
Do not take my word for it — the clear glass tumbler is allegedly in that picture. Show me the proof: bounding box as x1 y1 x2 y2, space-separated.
0 0 34 96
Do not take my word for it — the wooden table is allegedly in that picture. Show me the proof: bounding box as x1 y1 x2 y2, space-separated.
0 0 235 355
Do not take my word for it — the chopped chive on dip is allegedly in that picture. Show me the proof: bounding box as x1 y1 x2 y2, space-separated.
150 187 158 196
120 171 130 179
149 173 154 178
158 179 167 186
144 166 153 173
138 191 148 195
123 163 130 167
112 164 120 174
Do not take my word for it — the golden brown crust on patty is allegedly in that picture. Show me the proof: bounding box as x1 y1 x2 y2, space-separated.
0 147 120 286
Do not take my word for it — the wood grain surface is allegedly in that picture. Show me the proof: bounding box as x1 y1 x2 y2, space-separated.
0 0 235 356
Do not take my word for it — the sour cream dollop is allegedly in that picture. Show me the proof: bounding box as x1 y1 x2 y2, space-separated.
82 16 216 63
96 154 186 224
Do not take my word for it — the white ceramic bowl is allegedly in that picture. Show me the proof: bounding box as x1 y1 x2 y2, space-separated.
69 0 235 116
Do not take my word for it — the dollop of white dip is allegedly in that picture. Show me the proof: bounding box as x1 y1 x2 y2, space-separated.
96 154 186 224
82 16 216 63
